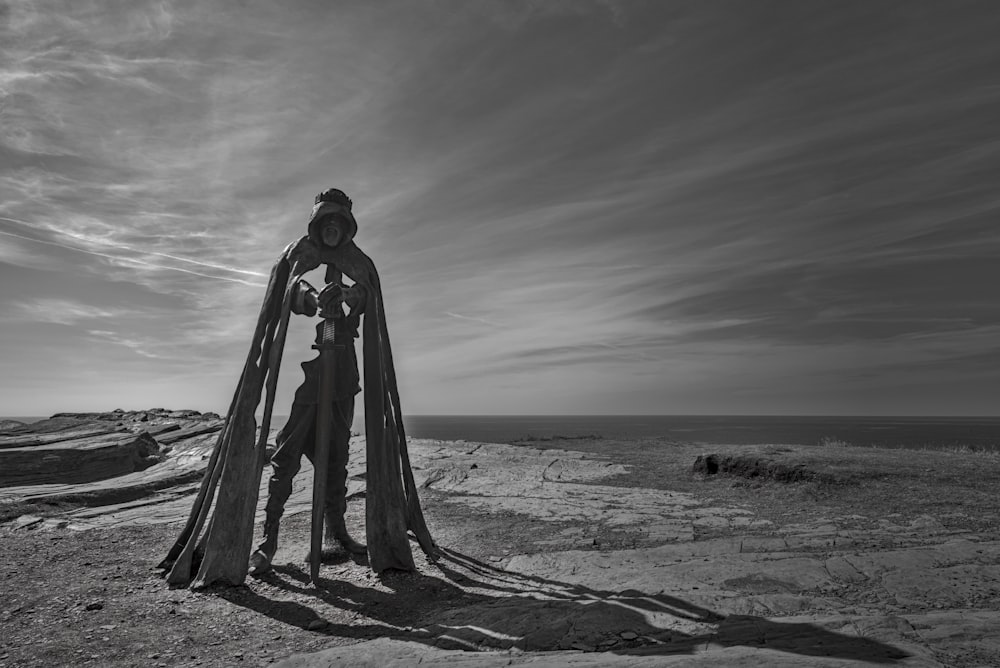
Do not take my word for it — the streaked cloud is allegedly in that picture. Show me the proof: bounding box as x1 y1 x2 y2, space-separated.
1 0 999 416
7 298 133 325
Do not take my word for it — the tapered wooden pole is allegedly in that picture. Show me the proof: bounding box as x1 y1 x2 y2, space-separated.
310 316 338 584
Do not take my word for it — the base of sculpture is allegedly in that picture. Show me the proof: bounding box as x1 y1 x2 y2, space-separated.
248 521 367 576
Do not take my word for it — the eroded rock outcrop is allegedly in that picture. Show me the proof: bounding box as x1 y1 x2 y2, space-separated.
0 431 161 486
0 409 221 488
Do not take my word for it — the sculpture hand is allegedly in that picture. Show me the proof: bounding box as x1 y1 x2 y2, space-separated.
343 283 367 314
318 283 344 316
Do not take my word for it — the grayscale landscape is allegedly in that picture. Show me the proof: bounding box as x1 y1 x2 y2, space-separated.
3 2 999 666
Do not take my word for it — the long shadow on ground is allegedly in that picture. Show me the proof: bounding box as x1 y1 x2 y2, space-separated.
216 545 910 663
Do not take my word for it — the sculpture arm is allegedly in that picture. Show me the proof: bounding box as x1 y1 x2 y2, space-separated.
343 283 367 315
290 279 319 317
284 235 322 317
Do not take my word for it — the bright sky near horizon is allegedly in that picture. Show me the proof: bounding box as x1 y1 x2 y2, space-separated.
2 0 999 417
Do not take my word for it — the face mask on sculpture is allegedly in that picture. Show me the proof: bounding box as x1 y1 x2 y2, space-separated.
308 203 357 251
319 215 349 248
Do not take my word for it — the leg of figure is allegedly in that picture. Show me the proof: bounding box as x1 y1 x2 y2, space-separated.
324 397 365 553
249 403 315 575
302 397 365 555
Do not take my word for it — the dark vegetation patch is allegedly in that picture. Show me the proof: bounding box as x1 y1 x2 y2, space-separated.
691 453 840 484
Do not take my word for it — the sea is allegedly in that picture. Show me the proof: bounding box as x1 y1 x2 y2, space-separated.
6 414 1000 451
399 415 1000 451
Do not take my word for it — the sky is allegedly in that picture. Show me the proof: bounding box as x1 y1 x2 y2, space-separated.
2 0 999 417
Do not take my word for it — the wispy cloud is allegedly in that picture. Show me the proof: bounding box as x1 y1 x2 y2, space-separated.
86 329 163 359
7 298 132 325
443 312 501 328
0 226 267 287
2 1 999 415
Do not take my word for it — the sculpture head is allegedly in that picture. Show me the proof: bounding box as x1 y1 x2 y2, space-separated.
308 188 357 249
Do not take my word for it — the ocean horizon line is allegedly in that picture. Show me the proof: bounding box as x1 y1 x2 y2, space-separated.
4 412 1000 450
6 412 1000 421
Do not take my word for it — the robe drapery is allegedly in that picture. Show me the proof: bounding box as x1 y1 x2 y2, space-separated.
159 238 435 588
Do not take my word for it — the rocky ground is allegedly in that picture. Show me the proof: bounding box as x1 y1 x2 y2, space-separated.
1 410 999 667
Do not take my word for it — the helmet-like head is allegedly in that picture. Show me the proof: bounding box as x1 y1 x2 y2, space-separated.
308 188 357 249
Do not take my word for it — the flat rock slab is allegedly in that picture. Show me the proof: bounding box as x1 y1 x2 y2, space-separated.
156 421 225 445
2 437 670 534
0 424 122 449
0 412 223 492
1 432 350 529
409 441 768 544
0 431 161 487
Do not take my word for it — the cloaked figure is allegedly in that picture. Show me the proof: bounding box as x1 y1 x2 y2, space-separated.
160 188 435 588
